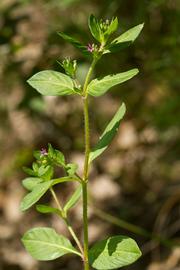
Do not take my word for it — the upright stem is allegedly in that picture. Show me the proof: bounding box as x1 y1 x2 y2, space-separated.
82 57 98 270
82 57 100 270
82 58 97 97
82 181 89 269
82 97 90 270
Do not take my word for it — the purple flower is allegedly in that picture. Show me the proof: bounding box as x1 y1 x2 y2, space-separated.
40 148 48 156
87 43 94 53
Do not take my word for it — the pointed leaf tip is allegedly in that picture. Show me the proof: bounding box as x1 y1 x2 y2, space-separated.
89 102 126 163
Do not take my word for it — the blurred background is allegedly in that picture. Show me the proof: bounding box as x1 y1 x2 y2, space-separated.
0 0 180 269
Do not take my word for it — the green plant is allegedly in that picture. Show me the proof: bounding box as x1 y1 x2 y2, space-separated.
20 15 144 270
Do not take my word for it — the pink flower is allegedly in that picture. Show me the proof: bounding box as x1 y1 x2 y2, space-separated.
40 148 48 156
87 43 94 53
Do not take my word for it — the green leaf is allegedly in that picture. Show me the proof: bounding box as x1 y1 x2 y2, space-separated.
22 227 81 260
89 103 126 163
20 181 52 211
27 70 76 96
88 14 101 42
36 204 61 215
104 23 144 54
64 185 82 213
22 177 43 191
89 235 142 269
54 150 65 166
38 165 54 180
104 17 118 37
88 69 139 97
47 144 65 167
23 166 37 176
58 32 90 56
66 163 78 176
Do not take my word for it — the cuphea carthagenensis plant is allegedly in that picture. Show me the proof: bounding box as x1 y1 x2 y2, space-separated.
20 15 144 270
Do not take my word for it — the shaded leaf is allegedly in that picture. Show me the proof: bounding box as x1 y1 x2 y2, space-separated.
104 17 118 37
58 32 90 56
87 69 139 97
104 23 144 54
66 163 78 176
23 166 37 177
27 70 76 96
22 177 43 191
64 185 82 213
89 103 126 163
36 204 61 215
22 227 81 260
89 235 142 269
88 14 101 42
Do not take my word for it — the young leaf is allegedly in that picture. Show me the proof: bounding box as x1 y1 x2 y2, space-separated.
22 177 43 191
104 23 144 54
36 204 61 216
20 181 53 211
66 163 78 176
87 69 139 97
88 14 101 42
104 17 118 37
58 32 90 56
89 235 142 269
38 165 54 180
23 166 37 176
22 227 81 260
20 176 76 212
54 149 65 167
89 103 126 163
27 70 76 96
63 185 82 213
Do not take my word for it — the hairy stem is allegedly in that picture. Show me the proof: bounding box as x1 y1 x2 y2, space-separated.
82 181 89 269
82 97 90 269
50 187 83 256
82 57 97 97
82 57 98 270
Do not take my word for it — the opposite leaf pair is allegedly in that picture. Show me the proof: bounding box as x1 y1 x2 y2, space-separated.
21 13 144 270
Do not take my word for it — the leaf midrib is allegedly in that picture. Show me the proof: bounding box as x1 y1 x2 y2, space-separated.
29 79 74 90
88 70 137 88
90 249 140 255
24 239 78 255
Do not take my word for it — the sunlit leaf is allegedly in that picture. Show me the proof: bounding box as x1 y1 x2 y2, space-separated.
89 103 126 163
89 235 142 269
87 69 139 97
20 181 52 211
22 227 81 260
27 70 76 96
20 176 77 211
22 177 43 191
104 23 144 54
38 165 54 180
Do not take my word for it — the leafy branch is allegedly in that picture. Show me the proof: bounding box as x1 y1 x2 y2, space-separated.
20 14 144 270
